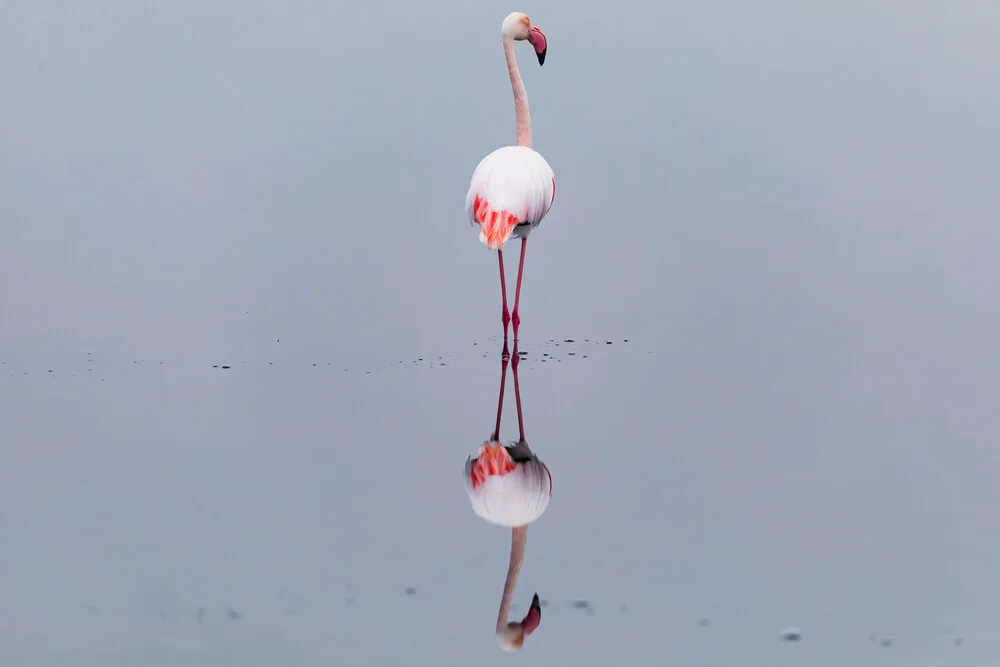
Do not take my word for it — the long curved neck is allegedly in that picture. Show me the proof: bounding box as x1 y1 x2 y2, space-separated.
496 525 528 631
503 36 532 148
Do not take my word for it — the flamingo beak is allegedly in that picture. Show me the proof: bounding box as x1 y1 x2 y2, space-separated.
527 26 547 66
521 593 542 636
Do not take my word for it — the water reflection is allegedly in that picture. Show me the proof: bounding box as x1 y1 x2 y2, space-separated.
462 341 552 652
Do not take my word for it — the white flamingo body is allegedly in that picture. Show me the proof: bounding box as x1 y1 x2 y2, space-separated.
464 440 553 527
466 146 555 250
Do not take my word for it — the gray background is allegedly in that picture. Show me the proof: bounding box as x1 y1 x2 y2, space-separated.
2 0 999 665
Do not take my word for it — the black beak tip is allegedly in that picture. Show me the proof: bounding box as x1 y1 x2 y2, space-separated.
531 593 541 608
536 49 546 66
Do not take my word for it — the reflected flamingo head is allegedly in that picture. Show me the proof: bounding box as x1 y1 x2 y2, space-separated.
496 593 543 651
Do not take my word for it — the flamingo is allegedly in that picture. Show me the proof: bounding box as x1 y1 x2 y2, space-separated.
464 342 551 650
465 12 555 342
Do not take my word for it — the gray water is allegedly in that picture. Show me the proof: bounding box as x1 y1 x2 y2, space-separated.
3 1 1000 665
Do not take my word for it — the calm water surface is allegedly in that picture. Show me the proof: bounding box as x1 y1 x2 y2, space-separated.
2 329 997 665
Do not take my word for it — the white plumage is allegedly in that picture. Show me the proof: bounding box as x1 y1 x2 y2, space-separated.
465 146 556 249
464 443 552 527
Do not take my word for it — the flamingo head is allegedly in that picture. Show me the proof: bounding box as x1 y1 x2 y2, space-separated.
501 12 548 66
496 592 543 651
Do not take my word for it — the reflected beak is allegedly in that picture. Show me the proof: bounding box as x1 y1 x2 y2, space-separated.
527 26 547 66
521 592 542 636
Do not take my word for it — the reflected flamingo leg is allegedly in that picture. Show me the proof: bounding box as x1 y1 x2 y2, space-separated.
511 239 527 342
498 250 510 339
511 342 526 442
492 340 511 441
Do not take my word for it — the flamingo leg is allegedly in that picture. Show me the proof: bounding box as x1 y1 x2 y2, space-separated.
511 238 528 342
498 250 511 339
511 342 525 442
492 340 511 441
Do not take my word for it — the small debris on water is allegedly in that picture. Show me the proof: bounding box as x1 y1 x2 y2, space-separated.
699 618 710 627
780 626 802 642
221 365 231 369
405 587 417 596
228 608 241 620
880 638 893 647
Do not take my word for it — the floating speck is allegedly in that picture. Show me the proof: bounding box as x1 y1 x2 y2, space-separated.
405 587 417 596
954 638 963 647
221 365 231 369
699 618 709 627
880 638 893 647
564 339 574 343
228 608 241 620
780 627 802 642
571 600 590 609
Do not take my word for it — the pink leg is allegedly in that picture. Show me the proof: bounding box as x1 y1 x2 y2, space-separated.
511 239 527 341
498 250 511 339
492 341 511 441
511 342 525 442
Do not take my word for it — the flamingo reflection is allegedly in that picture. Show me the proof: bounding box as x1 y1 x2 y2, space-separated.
463 341 552 651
